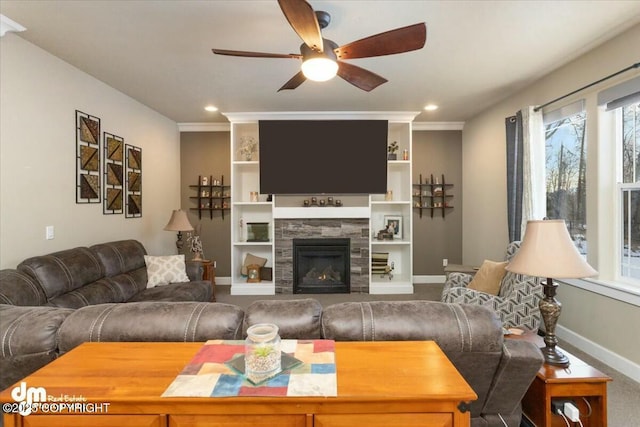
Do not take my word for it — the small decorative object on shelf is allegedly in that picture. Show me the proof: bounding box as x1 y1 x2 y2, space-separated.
327 196 334 205
310 197 318 206
250 191 259 202
413 173 454 218
246 264 261 283
385 190 393 201
335 199 342 207
187 234 204 261
303 199 310 207
402 149 409 161
384 215 402 239
245 323 281 384
387 141 399 160
201 176 208 186
239 136 258 161
247 222 269 242
319 199 326 206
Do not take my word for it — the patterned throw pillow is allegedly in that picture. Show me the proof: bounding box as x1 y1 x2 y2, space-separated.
144 255 190 288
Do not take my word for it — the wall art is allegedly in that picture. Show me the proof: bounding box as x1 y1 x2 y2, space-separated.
125 144 142 218
75 110 101 203
103 132 124 214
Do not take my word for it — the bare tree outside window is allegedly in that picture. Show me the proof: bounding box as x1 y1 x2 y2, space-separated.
621 102 640 280
545 112 587 255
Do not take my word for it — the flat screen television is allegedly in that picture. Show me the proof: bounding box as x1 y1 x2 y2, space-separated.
259 120 388 195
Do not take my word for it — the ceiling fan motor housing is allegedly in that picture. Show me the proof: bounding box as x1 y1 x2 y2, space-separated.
301 38 338 60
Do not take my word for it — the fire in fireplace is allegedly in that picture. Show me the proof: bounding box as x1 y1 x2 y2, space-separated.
293 238 350 294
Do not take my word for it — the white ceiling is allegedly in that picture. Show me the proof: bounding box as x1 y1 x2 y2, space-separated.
2 1 640 124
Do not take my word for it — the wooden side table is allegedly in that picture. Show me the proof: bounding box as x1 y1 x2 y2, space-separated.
508 333 611 427
444 264 478 278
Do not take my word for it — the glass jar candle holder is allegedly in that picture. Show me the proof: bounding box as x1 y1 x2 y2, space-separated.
245 323 281 383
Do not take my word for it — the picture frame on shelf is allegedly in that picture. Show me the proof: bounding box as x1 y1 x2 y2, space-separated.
383 215 402 239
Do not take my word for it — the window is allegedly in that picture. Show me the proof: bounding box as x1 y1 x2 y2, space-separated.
544 106 587 255
620 102 640 280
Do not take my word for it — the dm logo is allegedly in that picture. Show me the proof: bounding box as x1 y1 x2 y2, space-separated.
11 382 46 416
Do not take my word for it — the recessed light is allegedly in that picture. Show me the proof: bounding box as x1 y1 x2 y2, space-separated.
424 104 439 111
204 105 218 112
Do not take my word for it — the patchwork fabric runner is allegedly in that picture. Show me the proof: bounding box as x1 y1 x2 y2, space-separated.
162 339 337 397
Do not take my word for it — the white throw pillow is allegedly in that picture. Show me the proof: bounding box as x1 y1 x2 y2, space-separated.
144 255 190 288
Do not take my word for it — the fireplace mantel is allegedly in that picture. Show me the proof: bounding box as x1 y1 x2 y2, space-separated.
273 206 369 219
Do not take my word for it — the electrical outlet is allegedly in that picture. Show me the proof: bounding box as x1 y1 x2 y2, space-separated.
442 258 448 267
45 226 54 240
213 260 216 268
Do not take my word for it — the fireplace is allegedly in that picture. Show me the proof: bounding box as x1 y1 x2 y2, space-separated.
293 238 350 294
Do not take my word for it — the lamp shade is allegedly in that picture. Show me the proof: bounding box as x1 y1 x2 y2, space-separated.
163 209 194 232
506 219 597 278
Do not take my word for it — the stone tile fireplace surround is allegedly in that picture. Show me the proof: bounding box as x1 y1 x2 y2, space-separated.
274 218 370 294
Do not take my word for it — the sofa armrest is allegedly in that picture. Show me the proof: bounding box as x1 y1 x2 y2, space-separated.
482 338 544 415
0 305 74 390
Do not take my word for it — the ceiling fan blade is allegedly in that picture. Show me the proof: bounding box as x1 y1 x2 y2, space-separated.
337 61 388 92
277 0 323 52
212 49 301 59
278 71 307 91
334 23 426 60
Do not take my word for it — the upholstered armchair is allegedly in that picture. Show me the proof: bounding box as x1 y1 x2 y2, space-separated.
441 241 544 331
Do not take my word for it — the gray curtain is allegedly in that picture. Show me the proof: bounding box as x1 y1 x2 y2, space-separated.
506 112 523 242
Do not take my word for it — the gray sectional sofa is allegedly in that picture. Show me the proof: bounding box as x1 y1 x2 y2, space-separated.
0 241 544 427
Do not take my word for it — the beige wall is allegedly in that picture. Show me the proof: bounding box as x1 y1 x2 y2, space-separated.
462 24 640 366
179 132 231 276
412 131 463 274
0 35 180 268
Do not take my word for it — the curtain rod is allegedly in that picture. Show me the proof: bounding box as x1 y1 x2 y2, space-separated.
533 62 640 112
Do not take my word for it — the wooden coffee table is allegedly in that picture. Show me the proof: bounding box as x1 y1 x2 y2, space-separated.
507 333 611 427
1 341 476 427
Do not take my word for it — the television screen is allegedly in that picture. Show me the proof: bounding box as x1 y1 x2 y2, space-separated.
259 120 388 195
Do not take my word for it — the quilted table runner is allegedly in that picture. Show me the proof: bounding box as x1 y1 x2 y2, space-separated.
162 339 337 397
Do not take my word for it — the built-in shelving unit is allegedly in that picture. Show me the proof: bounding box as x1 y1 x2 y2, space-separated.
413 173 454 218
189 175 230 219
224 112 417 296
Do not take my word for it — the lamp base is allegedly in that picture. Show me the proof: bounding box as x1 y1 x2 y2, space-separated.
539 278 570 368
540 345 570 367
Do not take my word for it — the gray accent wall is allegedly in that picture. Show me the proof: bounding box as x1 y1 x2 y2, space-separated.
180 132 231 276
412 131 463 275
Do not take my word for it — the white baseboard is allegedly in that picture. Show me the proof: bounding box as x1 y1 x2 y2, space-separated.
556 324 640 383
215 276 231 285
413 275 446 284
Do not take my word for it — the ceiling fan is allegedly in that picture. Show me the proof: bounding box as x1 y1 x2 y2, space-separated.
212 0 426 92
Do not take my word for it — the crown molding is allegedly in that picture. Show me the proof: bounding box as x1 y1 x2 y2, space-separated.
177 122 230 132
413 122 465 131
222 111 420 122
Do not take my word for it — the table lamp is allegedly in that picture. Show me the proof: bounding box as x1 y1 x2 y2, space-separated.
163 209 194 251
506 219 597 367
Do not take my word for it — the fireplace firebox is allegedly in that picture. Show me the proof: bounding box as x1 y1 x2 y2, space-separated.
293 238 350 294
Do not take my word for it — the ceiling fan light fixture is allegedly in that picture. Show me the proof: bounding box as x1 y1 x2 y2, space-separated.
301 57 338 82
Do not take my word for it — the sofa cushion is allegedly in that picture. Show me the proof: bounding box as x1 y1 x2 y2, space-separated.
127 280 212 303
467 260 508 295
242 298 323 339
18 247 104 301
144 255 190 287
46 279 126 308
57 302 244 354
90 240 146 277
0 269 47 306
